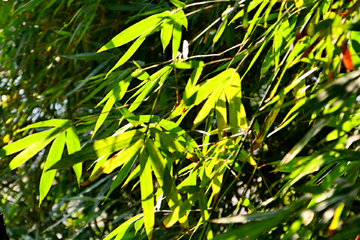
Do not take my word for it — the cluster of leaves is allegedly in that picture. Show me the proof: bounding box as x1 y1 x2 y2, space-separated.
1 0 360 239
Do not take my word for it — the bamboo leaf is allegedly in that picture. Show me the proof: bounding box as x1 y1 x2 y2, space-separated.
16 119 71 133
49 130 143 170
105 151 138 200
2 128 62 175
0 128 63 158
93 95 117 139
160 19 174 52
105 36 146 78
39 131 66 206
92 75 132 138
185 68 236 107
102 140 143 175
170 0 186 8
171 60 203 69
280 119 331 167
86 140 143 185
172 21 182 59
98 11 170 52
145 138 188 229
65 126 82 184
140 146 155 240
150 128 185 153
193 84 226 128
225 70 247 134
128 66 172 112
103 214 143 240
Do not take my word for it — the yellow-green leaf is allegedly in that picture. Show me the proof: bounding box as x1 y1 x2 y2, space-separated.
98 11 170 52
39 131 66 206
65 126 82 184
105 36 146 78
140 146 155 239
49 130 143 170
160 19 174 52
0 128 62 158
2 128 62 175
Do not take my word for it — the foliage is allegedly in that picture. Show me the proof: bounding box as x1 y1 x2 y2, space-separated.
1 0 360 239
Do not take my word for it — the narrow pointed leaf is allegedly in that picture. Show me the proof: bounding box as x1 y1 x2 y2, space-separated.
86 139 142 184
16 119 71 133
185 68 236 107
2 128 62 175
0 128 63 158
105 151 138 200
98 11 170 52
39 131 66 206
65 126 82 184
193 85 225 128
105 36 146 78
49 130 143 170
170 0 186 8
280 119 331 167
161 20 173 52
103 214 143 240
93 95 117 138
150 128 185 153
145 138 189 228
140 146 155 239
129 66 172 112
215 92 227 139
225 70 247 134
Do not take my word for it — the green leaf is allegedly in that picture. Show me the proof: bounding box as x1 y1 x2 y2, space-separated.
193 84 226 128
185 68 237 107
140 146 155 240
160 19 174 52
39 131 66 206
172 21 183 59
92 75 132 138
214 7 229 45
98 11 170 52
49 130 143 170
2 128 62 175
105 151 138 200
170 0 186 8
171 60 203 69
60 52 114 60
102 140 143 175
93 95 117 138
65 126 82 184
145 138 188 229
182 63 204 102
16 119 71 133
242 0 269 42
103 214 143 240
150 128 185 153
225 70 247 134
279 119 331 167
0 128 63 158
128 66 172 112
105 36 146 78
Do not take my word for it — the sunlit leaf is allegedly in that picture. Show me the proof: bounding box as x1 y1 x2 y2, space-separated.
140 145 155 239
160 19 174 52
65 126 82 184
98 11 170 52
105 36 146 78
39 131 66 206
103 214 143 240
49 130 143 169
2 128 62 175
0 128 63 158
